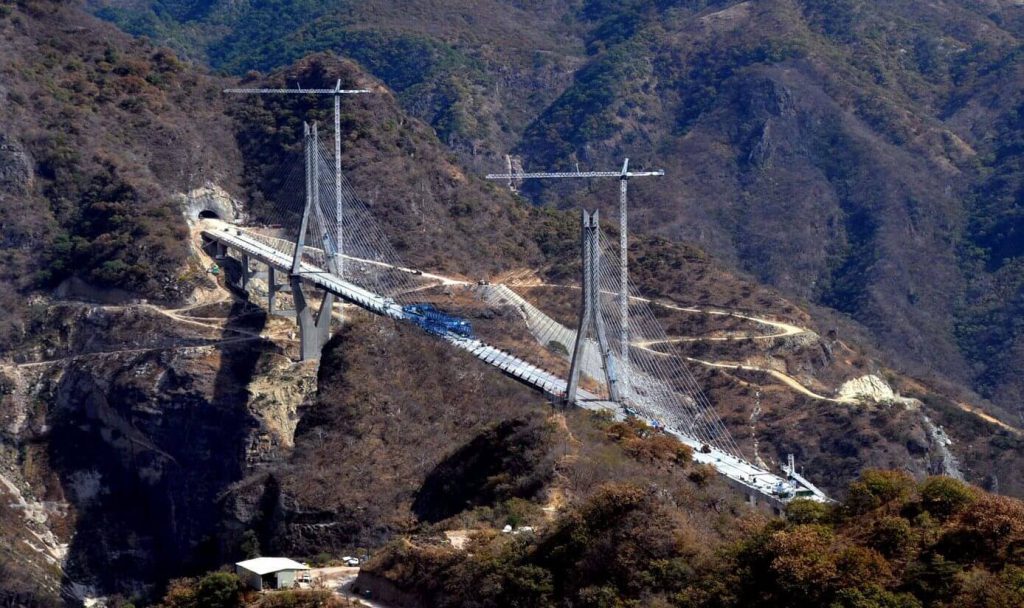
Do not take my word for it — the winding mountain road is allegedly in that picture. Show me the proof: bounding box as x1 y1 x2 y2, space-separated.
683 357 856 404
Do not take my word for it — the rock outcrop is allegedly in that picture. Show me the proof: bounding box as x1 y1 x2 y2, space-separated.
838 374 920 407
0 133 32 195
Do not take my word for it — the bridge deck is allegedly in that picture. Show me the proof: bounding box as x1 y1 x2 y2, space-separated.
203 227 829 505
203 227 400 317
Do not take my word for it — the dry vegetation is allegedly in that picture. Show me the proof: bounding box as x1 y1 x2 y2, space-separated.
364 470 1024 608
154 571 357 608
225 314 558 558
0 0 241 350
4 2 1024 605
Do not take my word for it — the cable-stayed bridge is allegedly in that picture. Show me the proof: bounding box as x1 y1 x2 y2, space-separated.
200 123 829 508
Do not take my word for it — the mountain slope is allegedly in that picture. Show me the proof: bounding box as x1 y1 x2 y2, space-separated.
88 0 586 167
519 0 1024 425
361 472 1024 608
1 1 1023 604
88 0 1024 424
0 0 243 348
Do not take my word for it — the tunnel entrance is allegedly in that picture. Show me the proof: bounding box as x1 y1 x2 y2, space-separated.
198 210 220 220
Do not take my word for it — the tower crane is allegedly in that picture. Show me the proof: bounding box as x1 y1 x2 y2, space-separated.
224 80 371 277
485 159 665 380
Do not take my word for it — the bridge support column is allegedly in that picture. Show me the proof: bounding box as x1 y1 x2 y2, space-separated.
267 266 279 315
290 276 333 361
566 210 621 406
240 254 251 290
317 292 335 344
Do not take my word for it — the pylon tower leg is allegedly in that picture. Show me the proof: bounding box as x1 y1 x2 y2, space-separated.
566 212 592 404
290 278 333 361
291 277 319 361
566 210 621 405
241 254 251 290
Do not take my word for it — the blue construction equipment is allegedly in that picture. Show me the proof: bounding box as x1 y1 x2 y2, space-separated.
402 304 474 338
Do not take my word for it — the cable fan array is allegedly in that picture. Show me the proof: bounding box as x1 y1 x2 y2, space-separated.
594 231 744 460
226 132 743 460
240 137 427 302
479 233 745 461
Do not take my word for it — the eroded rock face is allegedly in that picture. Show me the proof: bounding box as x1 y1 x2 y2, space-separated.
839 374 897 402
838 374 921 408
217 320 554 560
44 348 256 596
0 300 309 600
0 133 32 194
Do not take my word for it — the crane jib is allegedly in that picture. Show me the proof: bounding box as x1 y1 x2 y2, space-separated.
484 170 665 179
223 88 372 94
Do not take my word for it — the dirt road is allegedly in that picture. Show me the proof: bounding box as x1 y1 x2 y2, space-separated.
308 566 398 608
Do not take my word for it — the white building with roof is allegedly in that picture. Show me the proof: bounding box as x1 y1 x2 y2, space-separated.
235 557 310 590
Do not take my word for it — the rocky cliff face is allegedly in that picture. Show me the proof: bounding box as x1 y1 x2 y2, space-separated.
0 288 326 602
0 133 32 195
219 317 555 560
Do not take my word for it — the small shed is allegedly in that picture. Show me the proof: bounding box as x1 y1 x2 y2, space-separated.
235 557 310 591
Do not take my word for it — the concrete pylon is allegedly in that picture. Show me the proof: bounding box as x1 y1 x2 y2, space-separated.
289 276 333 361
288 122 335 361
292 123 314 274
307 122 339 327
566 210 621 405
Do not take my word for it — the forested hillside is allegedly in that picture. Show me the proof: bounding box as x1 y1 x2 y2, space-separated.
0 0 243 346
363 471 1024 608
89 0 1024 424
1 1 1023 605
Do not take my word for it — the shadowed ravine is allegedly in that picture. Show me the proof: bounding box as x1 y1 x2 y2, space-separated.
48 297 271 599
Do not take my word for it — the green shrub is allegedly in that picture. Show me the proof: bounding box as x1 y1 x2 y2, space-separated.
948 566 1024 608
919 477 978 520
193 572 242 608
867 516 915 558
239 529 260 559
845 470 916 515
830 584 923 608
547 340 569 356
786 498 832 525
